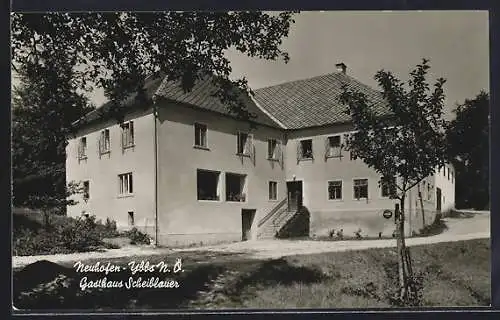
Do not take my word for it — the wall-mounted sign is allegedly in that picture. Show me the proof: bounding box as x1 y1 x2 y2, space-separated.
383 209 393 219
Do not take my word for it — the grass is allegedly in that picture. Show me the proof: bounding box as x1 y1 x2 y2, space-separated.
13 238 490 309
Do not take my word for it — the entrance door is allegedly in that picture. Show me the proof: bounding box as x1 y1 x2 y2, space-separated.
436 188 442 212
287 181 303 212
241 209 256 241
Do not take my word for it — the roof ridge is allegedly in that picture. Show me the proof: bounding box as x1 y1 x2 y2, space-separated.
253 72 344 92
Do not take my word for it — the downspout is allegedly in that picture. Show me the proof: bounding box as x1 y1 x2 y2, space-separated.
153 101 159 246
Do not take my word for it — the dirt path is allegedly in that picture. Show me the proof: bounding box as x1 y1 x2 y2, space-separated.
12 211 490 269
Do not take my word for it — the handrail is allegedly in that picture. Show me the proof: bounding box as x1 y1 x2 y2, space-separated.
257 198 287 227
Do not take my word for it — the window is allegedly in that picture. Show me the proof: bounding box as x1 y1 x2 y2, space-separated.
381 176 396 198
197 169 220 201
99 129 110 154
350 151 358 161
447 167 450 180
269 181 278 200
267 139 279 160
118 173 133 195
128 211 134 226
225 173 247 202
353 179 368 199
83 181 90 201
194 123 207 148
326 135 341 158
427 183 432 201
298 139 313 160
121 121 134 148
237 132 253 156
328 180 342 200
78 137 87 159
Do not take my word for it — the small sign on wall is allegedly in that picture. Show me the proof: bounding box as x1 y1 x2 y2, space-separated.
383 209 393 219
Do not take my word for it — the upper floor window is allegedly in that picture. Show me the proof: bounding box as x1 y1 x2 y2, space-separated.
297 139 313 160
99 129 110 154
354 178 368 199
78 137 87 160
267 139 281 160
328 180 342 200
118 172 133 195
325 135 341 158
427 182 432 201
121 121 134 149
194 123 207 148
381 176 397 198
237 132 253 156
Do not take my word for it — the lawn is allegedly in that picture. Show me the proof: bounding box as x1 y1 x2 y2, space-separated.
13 238 490 310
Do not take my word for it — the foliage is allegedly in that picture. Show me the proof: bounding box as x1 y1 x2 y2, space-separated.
339 58 449 305
13 213 119 256
122 227 151 245
11 11 296 210
446 91 489 210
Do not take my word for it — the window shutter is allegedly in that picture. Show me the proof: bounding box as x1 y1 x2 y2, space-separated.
277 140 282 164
296 141 302 163
236 133 240 154
130 121 134 144
121 127 125 150
324 137 330 161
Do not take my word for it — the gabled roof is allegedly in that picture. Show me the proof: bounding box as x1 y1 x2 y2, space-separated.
74 70 391 131
74 73 282 129
252 72 391 129
153 75 281 128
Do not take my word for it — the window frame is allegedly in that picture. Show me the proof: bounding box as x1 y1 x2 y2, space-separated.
99 129 111 155
78 137 88 160
327 180 343 201
267 138 279 161
121 121 135 149
325 135 342 158
118 172 134 197
196 169 221 202
194 122 208 149
353 178 369 200
298 139 314 160
268 181 278 201
236 131 253 157
225 172 247 202
380 176 397 198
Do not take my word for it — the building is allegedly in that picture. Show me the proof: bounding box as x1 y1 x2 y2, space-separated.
66 63 455 246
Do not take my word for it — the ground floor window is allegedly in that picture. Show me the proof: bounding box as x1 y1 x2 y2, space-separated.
328 180 342 200
353 178 368 199
269 181 278 200
226 173 247 202
83 180 90 201
128 211 134 226
197 169 220 201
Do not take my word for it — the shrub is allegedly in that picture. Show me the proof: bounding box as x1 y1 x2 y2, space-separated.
336 229 344 240
328 229 335 238
354 228 363 240
122 228 151 245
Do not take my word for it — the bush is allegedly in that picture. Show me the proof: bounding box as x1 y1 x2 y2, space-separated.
13 214 118 256
122 228 151 245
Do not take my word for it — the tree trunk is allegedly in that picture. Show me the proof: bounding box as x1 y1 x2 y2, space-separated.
397 196 408 302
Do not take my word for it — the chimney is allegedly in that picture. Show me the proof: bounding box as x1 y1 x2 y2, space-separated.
335 62 347 74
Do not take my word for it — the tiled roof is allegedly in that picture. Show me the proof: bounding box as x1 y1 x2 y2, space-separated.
252 72 391 129
153 75 281 128
75 73 281 128
75 71 390 130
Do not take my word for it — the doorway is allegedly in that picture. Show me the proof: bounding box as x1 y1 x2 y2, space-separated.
436 188 442 212
287 181 303 212
241 209 256 241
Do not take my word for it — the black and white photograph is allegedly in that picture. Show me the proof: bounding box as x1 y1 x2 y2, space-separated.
11 10 491 311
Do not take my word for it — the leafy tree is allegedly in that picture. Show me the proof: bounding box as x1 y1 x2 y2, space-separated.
11 11 297 209
339 58 448 304
446 91 489 210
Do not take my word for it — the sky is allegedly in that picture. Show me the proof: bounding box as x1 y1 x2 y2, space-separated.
16 11 490 120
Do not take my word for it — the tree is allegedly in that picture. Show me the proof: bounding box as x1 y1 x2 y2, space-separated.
11 12 297 209
339 59 448 304
446 91 489 210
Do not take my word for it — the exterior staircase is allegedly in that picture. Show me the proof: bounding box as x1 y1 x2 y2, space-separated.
257 199 299 239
